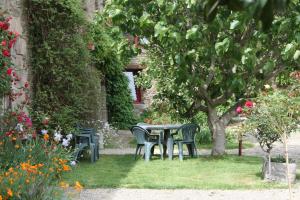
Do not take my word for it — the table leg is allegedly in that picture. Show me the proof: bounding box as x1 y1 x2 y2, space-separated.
167 136 173 160
164 129 173 160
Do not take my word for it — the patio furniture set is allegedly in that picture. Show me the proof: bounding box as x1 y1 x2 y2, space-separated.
131 123 200 161
72 123 199 162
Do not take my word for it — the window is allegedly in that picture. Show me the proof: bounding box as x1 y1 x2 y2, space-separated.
123 70 143 104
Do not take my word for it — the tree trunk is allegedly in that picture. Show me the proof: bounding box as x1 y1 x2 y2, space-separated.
207 106 226 155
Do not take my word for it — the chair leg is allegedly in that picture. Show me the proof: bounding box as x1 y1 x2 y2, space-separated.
145 143 154 161
193 143 198 157
178 143 183 161
187 144 193 157
158 143 163 160
138 145 143 155
90 145 95 163
134 145 140 160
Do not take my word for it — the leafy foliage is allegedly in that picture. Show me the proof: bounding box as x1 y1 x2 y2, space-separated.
204 0 290 30
244 84 300 153
27 0 102 132
104 0 300 154
90 15 136 129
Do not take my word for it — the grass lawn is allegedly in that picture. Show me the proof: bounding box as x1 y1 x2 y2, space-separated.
128 139 254 150
199 141 254 149
63 155 299 189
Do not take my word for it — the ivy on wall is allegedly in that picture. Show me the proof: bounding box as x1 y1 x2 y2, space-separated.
27 0 102 131
91 15 136 129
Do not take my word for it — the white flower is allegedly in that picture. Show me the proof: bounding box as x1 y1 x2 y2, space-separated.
41 129 48 135
16 123 24 132
54 131 62 142
62 138 70 147
70 161 76 166
66 133 73 140
264 84 271 89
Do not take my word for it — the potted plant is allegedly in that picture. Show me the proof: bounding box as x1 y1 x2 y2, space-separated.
243 80 299 186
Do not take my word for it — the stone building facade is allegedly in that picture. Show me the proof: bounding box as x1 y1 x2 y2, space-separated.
0 0 108 122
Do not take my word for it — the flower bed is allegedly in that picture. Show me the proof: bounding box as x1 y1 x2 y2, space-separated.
0 14 81 199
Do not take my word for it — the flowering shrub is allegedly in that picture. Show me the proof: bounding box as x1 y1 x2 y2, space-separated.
0 15 19 96
0 14 81 199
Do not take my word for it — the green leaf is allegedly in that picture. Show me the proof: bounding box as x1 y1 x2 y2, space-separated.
185 25 200 40
263 60 275 73
215 38 230 55
230 20 240 30
154 22 168 39
170 32 182 43
293 50 300 60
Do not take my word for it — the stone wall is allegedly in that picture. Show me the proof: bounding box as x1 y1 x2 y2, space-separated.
0 0 29 111
83 0 107 122
0 0 108 122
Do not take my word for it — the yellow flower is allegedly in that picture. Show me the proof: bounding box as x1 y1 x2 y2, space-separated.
15 144 20 149
59 181 69 189
0 194 2 200
26 179 30 184
7 188 13 197
74 181 83 191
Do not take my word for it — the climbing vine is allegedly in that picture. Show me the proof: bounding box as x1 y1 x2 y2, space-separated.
91 15 137 129
27 0 102 132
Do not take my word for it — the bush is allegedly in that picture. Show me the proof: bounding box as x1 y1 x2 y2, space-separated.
91 14 137 129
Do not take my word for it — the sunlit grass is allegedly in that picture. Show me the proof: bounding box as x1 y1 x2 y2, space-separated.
63 155 298 189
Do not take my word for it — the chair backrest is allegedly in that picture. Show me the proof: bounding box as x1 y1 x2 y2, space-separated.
177 123 200 142
130 126 151 144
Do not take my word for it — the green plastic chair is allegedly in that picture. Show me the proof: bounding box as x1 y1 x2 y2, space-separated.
73 126 99 163
131 126 163 161
173 123 200 161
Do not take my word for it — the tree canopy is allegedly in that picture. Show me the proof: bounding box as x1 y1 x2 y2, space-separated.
104 0 300 155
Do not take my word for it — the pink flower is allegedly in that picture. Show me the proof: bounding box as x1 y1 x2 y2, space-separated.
1 40 7 47
25 117 32 127
236 106 243 114
245 100 253 108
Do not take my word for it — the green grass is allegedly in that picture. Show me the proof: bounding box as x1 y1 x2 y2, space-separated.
129 139 254 150
199 141 254 149
63 155 298 189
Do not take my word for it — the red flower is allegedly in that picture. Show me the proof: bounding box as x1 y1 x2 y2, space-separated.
24 82 29 88
236 106 243 114
2 49 10 57
25 117 32 128
5 16 12 22
9 38 17 49
6 68 13 75
1 40 7 47
0 21 9 30
245 100 253 108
